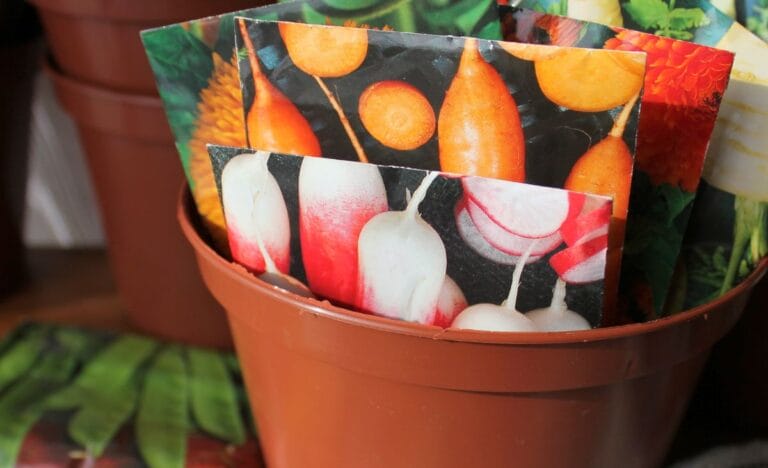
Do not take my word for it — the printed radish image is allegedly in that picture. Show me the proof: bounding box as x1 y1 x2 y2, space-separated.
356 172 447 324
438 38 526 181
299 157 388 307
238 19 322 158
455 203 543 265
550 235 609 284
221 152 291 276
527 279 591 331
433 276 468 328
210 145 616 330
560 202 612 246
451 245 539 332
463 177 577 239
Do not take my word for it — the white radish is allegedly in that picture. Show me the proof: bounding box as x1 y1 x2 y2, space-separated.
526 278 591 331
455 202 542 265
222 151 312 297
463 177 572 238
222 151 291 274
451 243 538 332
356 172 447 324
299 157 388 306
466 198 563 256
549 235 608 284
433 275 468 328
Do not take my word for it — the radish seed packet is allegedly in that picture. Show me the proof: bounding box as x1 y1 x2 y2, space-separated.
141 0 503 254
236 18 647 323
208 145 614 330
497 6 735 320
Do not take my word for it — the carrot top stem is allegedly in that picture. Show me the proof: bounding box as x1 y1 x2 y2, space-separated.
609 92 640 138
312 75 369 163
238 19 263 79
404 171 439 220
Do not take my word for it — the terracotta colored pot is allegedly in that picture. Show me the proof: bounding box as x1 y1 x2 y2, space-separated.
48 64 231 349
694 274 768 430
179 187 768 468
0 38 41 296
29 0 268 93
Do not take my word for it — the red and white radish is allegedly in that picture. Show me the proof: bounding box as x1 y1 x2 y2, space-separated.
466 197 563 256
356 172 447 324
526 278 591 331
455 201 542 265
433 275 468 328
222 152 313 297
560 201 611 246
222 151 291 274
463 177 575 238
451 243 539 332
549 234 608 284
299 157 388 306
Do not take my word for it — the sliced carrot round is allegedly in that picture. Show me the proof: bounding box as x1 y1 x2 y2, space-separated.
358 80 436 151
535 49 644 112
279 22 368 78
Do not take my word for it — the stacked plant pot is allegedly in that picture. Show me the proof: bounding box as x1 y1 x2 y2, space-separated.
30 0 268 348
0 0 41 296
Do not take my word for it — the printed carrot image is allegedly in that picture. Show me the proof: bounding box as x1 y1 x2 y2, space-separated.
437 37 526 181
238 19 322 157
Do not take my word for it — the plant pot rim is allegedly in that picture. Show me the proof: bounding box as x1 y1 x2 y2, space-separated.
28 0 244 23
178 185 768 346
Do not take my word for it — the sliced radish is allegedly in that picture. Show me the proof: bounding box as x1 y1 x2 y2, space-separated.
526 278 591 331
455 203 542 265
299 157 388 307
356 172 447 324
560 202 611 246
222 151 290 274
466 198 563 256
432 275 468 328
462 176 571 238
549 234 608 284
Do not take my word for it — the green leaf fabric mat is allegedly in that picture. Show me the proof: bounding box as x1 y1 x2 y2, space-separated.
0 323 259 468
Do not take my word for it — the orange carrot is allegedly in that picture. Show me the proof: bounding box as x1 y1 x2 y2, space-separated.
238 19 321 157
358 80 435 151
278 22 368 78
438 38 525 181
564 93 639 221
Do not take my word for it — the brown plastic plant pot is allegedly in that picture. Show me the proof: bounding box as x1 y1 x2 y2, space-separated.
178 186 768 468
29 0 269 93
0 39 41 296
696 274 768 430
48 63 232 349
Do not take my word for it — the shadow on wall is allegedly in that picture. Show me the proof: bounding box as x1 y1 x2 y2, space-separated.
24 72 104 247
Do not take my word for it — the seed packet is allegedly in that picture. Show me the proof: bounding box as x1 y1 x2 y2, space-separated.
141 0 503 252
235 18 646 323
518 0 768 308
208 145 614 331
736 0 768 41
498 5 735 320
